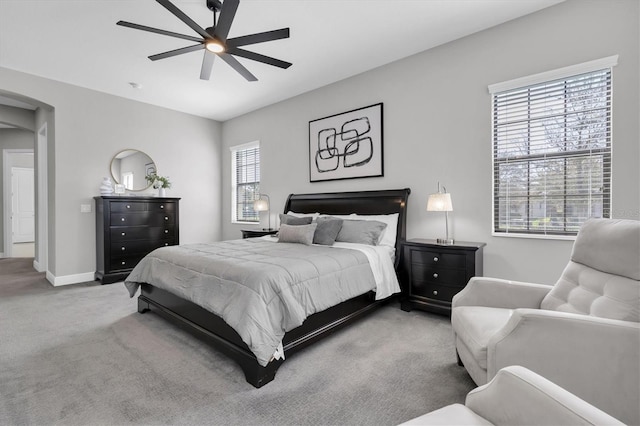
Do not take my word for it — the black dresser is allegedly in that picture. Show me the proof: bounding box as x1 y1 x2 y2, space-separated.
95 196 180 284
400 239 485 315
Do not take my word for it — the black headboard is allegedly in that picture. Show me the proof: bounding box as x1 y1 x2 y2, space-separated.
283 188 411 259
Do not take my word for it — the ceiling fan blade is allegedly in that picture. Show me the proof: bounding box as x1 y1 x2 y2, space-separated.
149 44 204 61
218 53 257 81
200 51 216 80
213 0 239 42
227 28 290 48
156 0 211 40
117 21 203 43
228 47 292 69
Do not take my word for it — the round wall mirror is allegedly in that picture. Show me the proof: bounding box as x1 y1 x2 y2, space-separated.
110 149 156 191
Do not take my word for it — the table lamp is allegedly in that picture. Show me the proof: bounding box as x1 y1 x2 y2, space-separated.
427 183 454 244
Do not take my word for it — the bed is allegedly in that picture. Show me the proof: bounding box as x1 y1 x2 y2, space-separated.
125 188 410 387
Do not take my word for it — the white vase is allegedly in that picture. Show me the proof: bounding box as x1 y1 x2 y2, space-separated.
100 177 114 195
158 187 166 197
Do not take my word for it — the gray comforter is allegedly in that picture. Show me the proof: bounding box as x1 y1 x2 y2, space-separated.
124 239 376 366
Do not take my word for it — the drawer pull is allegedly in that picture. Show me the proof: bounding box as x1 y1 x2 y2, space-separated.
121 218 125 222
433 273 438 279
126 205 131 209
433 290 438 295
121 261 126 265
164 243 169 246
160 205 164 209
164 230 169 233
121 247 126 251
433 256 439 262
165 216 168 220
121 232 126 236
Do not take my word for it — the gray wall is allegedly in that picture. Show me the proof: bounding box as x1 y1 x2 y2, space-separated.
0 68 223 280
0 128 35 252
221 0 639 285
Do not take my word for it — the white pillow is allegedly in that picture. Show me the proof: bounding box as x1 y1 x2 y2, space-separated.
348 213 399 248
286 211 320 221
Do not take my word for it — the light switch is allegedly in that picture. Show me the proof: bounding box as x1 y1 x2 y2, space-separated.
80 204 92 213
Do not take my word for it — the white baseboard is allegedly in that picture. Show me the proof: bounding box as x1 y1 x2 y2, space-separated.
46 271 95 286
0 252 4 258
33 259 44 272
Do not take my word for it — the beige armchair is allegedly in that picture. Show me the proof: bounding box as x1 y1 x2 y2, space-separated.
451 219 640 425
401 366 624 426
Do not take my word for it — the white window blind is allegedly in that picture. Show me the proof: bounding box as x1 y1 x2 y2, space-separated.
231 142 260 223
491 63 613 237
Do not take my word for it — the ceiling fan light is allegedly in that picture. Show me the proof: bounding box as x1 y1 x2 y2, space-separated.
205 40 225 53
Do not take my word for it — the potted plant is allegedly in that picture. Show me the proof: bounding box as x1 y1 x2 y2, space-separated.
145 173 171 197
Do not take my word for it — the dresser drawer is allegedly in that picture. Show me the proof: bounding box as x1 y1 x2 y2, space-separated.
410 280 462 303
110 201 147 212
109 253 148 271
111 240 154 255
147 202 176 213
410 263 466 286
110 226 176 241
110 212 176 226
410 250 466 269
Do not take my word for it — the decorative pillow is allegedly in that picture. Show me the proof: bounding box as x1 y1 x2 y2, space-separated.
313 216 344 245
279 213 313 225
348 213 399 248
335 219 387 246
277 223 317 245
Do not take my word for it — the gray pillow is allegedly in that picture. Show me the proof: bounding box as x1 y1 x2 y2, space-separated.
313 216 344 245
279 213 313 225
335 219 387 245
277 223 317 245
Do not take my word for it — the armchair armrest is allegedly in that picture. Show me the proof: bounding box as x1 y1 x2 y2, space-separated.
467 366 625 425
452 277 552 310
487 309 640 425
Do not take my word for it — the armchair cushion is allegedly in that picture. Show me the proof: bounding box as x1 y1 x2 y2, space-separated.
541 261 640 321
540 219 640 321
451 307 513 370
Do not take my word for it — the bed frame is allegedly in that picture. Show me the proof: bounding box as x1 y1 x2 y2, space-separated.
137 188 411 387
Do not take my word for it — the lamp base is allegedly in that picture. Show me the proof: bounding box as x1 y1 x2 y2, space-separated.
437 238 455 245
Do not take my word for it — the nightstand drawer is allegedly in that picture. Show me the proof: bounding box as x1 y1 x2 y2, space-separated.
410 264 466 286
410 280 461 302
410 250 466 269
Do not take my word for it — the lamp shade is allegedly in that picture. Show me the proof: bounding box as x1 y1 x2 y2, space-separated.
253 198 269 212
427 193 453 212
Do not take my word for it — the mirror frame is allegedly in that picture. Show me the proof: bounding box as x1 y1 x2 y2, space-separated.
110 149 156 192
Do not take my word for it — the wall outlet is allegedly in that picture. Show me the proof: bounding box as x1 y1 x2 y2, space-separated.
80 204 92 213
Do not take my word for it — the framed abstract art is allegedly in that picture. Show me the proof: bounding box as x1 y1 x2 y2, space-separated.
309 103 383 182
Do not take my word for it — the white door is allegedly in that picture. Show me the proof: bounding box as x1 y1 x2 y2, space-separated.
11 167 35 243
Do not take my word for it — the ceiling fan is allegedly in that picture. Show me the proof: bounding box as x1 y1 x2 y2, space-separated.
117 0 291 82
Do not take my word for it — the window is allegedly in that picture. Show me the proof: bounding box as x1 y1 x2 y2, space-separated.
231 141 260 223
489 56 617 237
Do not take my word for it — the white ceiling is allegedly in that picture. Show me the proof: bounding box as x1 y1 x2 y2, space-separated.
0 0 563 122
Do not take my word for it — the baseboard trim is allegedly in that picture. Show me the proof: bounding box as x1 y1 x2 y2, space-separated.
33 259 44 272
47 271 96 287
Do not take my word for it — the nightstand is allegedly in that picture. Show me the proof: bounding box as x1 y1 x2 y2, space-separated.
400 239 485 315
241 229 278 239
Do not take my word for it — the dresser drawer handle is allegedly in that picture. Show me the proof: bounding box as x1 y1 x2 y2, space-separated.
433 273 438 279
121 218 125 222
164 230 169 233
121 247 126 251
433 290 438 295
165 216 168 220
164 243 169 246
160 205 164 209
121 232 126 236
433 256 439 262
126 205 131 209
121 261 126 265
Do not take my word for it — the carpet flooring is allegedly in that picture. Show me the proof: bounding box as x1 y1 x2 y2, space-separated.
0 257 475 425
